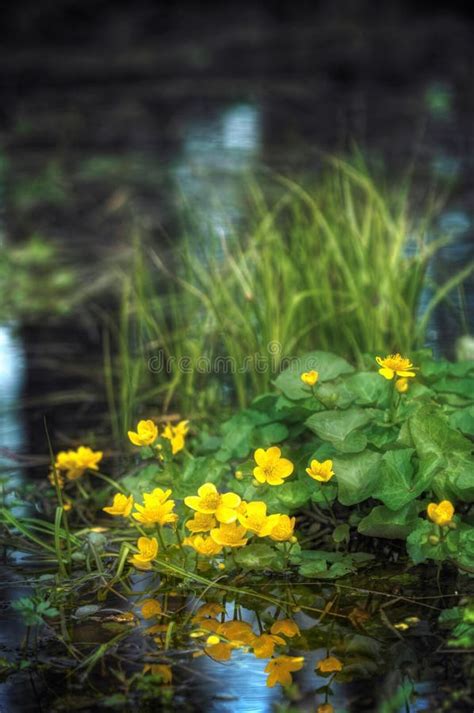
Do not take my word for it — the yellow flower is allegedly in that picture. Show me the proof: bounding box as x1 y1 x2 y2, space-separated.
141 599 162 619
317 705 334 713
142 664 172 683
103 493 134 517
183 534 223 557
204 641 233 661
427 500 454 526
375 354 416 380
130 536 158 571
218 620 256 646
237 501 280 536
128 419 158 447
185 512 217 533
210 522 248 548
265 655 304 687
270 619 300 638
300 370 319 387
253 447 294 486
54 446 103 481
265 514 296 542
162 420 189 454
395 377 409 393
185 483 241 524
133 488 178 527
316 655 343 673
306 458 335 483
192 603 224 622
252 633 285 658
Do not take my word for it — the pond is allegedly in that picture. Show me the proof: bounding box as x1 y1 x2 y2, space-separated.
1 3 474 712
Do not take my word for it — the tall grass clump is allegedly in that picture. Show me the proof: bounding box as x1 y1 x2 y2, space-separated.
107 156 472 421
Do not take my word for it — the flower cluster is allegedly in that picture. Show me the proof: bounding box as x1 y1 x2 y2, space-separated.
192 603 304 686
52 445 103 485
128 418 189 455
183 483 296 556
133 488 178 527
375 353 417 393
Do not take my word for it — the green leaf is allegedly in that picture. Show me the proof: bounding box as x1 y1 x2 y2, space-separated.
255 422 289 446
406 519 451 564
121 463 165 500
234 544 282 571
218 409 272 459
332 523 350 543
274 476 314 510
456 524 474 572
305 408 371 453
408 405 472 459
274 351 354 400
358 502 419 539
419 357 448 380
345 372 387 405
333 450 382 506
297 550 373 578
365 424 398 449
449 406 474 436
371 449 434 511
171 456 228 499
431 378 474 399
315 380 356 409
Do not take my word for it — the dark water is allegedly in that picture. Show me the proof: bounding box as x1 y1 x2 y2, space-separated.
1 2 473 711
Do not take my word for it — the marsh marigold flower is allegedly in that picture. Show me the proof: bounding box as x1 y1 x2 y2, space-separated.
253 447 294 486
54 446 103 481
252 633 285 659
427 500 454 526
185 512 217 533
219 620 256 646
210 522 248 548
128 419 158 447
237 501 280 537
300 370 319 387
162 420 189 454
130 536 158 571
141 599 162 619
265 655 304 687
204 640 233 661
270 619 300 638
306 458 335 483
142 664 172 683
375 353 416 380
265 514 296 542
316 655 343 673
103 493 134 517
317 705 334 713
185 483 242 524
395 377 409 393
133 488 178 527
183 534 223 557
192 602 224 622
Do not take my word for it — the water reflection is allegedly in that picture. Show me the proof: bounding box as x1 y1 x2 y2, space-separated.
173 103 261 237
192 650 280 713
0 324 26 495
